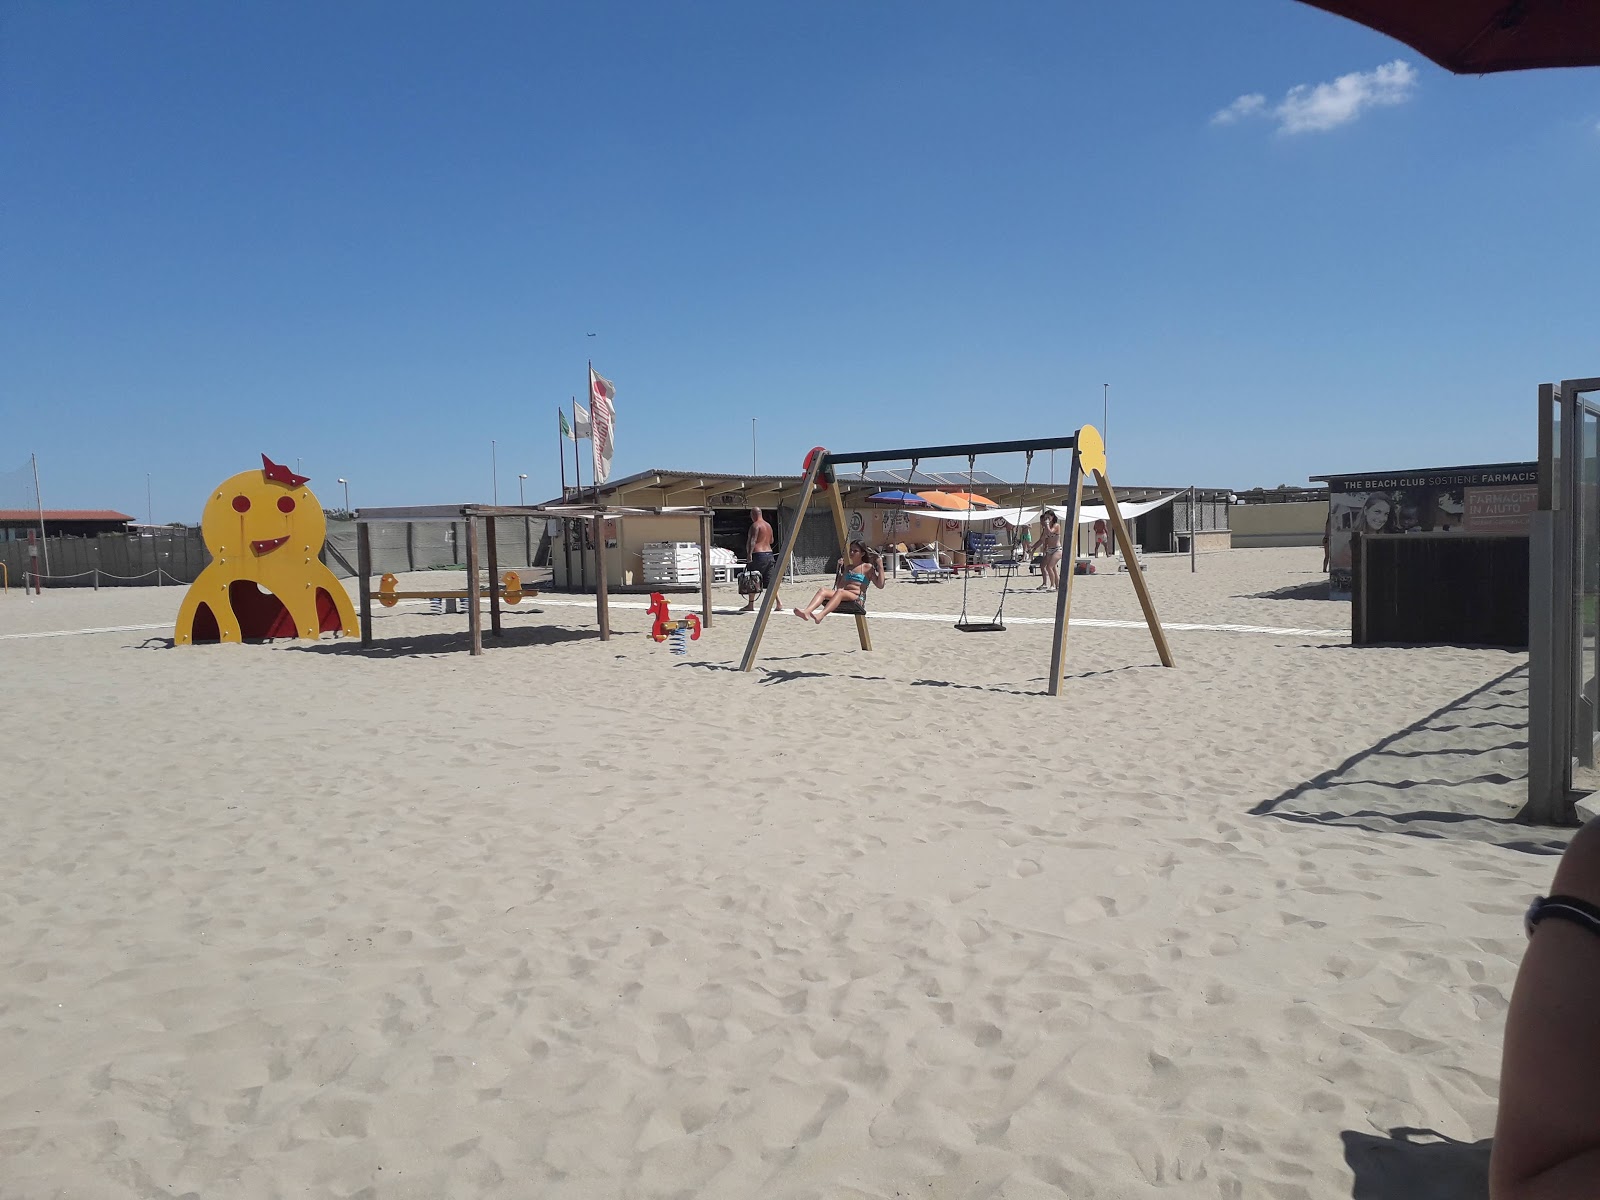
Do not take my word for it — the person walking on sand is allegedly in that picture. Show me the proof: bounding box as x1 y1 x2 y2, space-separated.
740 507 780 613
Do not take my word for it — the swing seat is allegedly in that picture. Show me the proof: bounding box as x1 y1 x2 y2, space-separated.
837 599 867 616
954 620 1006 633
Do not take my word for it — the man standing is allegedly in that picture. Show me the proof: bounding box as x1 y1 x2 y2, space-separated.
740 507 781 613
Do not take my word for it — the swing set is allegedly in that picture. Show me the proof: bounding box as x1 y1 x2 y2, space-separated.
736 425 1173 696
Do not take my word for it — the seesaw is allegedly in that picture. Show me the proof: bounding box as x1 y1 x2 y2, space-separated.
374 572 536 607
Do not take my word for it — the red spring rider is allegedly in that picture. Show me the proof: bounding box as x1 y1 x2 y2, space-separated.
647 593 701 643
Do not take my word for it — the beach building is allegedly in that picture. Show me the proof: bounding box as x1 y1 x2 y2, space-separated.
545 468 1231 590
1312 460 1537 646
1229 486 1329 549
0 509 133 540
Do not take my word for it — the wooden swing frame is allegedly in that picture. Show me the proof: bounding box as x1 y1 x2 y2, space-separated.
736 426 1173 695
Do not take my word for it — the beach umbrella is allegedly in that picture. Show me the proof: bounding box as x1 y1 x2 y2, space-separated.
866 490 928 506
945 491 997 510
918 490 997 511
1292 0 1600 74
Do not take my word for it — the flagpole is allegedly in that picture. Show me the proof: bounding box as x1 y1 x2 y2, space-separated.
558 409 573 589
572 395 586 590
558 409 568 495
587 361 594 501
32 452 49 574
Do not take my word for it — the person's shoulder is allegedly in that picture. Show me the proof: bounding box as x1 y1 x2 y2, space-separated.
1553 818 1600 904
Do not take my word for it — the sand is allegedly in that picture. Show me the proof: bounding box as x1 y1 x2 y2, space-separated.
0 547 1561 1198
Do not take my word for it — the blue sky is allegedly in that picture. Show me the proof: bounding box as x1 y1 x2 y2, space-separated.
3 1 1597 520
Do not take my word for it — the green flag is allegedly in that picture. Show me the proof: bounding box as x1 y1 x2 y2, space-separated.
559 408 572 440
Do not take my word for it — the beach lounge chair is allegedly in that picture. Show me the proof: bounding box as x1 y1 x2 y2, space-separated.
908 557 953 583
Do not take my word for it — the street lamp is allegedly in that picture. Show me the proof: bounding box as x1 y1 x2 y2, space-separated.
518 474 528 505
337 478 350 514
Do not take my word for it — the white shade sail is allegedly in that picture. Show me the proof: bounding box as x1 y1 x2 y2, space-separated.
907 494 1179 527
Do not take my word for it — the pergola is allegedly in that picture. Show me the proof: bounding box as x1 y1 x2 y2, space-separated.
353 502 716 656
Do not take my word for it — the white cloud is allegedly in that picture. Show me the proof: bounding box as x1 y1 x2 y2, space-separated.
1211 94 1267 125
1212 60 1418 135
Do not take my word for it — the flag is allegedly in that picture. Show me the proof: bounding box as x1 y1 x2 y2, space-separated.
589 367 615 485
559 408 572 440
573 401 592 440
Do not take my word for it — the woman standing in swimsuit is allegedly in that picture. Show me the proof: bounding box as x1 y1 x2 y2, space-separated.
1036 511 1063 591
794 541 884 624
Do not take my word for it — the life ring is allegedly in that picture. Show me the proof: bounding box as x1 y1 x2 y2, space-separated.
944 520 959 532
803 447 832 491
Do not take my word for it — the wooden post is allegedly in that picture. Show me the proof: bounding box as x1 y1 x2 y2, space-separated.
465 514 483 656
405 522 415 571
486 516 503 637
699 513 713 629
357 522 373 646
739 452 826 672
594 515 611 640
1047 451 1086 695
825 481 871 651
1095 468 1174 667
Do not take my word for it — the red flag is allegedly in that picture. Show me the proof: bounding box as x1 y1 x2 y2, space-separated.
589 367 615 485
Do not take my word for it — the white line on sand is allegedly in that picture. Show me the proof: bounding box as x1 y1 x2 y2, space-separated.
0 622 175 642
0 604 1349 643
521 597 1350 640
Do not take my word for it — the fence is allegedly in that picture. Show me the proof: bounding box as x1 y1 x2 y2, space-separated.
0 529 209 589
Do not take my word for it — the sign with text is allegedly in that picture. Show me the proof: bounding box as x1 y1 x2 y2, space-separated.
1465 485 1537 534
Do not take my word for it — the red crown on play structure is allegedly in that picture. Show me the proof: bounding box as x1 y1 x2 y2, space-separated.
261 454 310 488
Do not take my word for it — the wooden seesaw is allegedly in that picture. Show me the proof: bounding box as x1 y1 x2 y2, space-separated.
374 571 536 608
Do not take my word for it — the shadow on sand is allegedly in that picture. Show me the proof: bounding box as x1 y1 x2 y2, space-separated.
1342 1128 1490 1200
288 624 600 659
1251 664 1573 856
1237 579 1338 602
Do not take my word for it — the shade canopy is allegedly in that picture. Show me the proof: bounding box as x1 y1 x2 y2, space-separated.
865 489 928 506
1294 0 1600 74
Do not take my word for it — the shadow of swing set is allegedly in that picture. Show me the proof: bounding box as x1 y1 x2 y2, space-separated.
738 425 1174 696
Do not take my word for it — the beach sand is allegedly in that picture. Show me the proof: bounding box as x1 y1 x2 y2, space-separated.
0 547 1558 1198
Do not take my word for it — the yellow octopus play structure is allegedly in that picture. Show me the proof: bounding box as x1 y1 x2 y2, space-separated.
175 455 358 644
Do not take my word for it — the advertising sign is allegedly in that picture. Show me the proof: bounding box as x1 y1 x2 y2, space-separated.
1322 463 1537 599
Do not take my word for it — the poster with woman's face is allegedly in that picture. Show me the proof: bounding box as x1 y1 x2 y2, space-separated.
1328 485 1468 595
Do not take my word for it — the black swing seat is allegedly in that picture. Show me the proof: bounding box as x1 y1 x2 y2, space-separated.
955 620 1006 633
836 598 867 616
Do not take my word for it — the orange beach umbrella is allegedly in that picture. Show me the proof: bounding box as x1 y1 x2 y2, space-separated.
918 490 997 511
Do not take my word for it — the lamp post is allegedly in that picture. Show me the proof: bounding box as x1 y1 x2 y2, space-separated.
337 478 350 514
518 474 527 505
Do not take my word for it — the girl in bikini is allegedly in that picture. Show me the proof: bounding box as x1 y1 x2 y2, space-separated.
793 541 884 623
1036 510 1063 591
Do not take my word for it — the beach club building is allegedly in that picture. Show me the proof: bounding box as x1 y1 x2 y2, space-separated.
1313 460 1538 647
546 467 1232 590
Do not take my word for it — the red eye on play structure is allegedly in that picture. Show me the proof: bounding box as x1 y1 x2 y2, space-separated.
278 496 296 513
232 496 251 513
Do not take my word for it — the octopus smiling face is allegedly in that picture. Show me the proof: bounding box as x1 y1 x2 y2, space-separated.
200 455 325 564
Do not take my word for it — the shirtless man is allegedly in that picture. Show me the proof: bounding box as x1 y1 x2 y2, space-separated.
740 507 781 612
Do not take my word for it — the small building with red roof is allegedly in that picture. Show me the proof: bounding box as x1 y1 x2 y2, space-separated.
0 509 134 540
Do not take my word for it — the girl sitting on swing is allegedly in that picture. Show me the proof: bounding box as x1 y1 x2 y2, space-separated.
793 541 885 623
